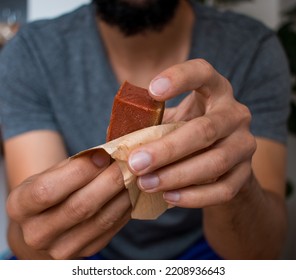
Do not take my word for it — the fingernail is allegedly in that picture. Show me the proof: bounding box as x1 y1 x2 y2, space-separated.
129 151 152 172
149 77 171 96
163 191 180 202
138 174 159 190
91 151 110 168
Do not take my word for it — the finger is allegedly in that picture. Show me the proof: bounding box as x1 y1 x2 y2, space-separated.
149 59 229 101
78 200 131 257
48 190 131 260
7 150 110 220
78 211 130 259
128 106 244 176
163 161 252 208
163 92 206 123
78 211 131 258
137 130 256 193
21 162 125 250
162 107 177 123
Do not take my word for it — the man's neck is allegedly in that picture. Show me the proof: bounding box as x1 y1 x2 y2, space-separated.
97 0 195 87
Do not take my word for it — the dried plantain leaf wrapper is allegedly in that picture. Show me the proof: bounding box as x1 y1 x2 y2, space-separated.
73 122 184 220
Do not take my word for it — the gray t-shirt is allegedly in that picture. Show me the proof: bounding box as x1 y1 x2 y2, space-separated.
0 2 291 259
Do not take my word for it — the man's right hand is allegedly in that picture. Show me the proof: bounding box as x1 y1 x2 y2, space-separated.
6 150 131 259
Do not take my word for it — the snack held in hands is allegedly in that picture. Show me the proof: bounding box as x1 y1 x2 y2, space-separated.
107 81 165 141
74 81 183 219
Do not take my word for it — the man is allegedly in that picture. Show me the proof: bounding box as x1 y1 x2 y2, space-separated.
0 0 290 259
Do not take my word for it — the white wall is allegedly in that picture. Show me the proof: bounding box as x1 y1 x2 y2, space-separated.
28 0 91 22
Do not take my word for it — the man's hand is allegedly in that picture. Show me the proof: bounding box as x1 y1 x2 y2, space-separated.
6 150 131 259
128 59 256 207
127 59 287 259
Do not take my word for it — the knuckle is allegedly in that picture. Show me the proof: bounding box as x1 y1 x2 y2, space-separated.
22 222 46 250
6 193 21 221
30 177 52 206
79 247 99 258
95 211 120 232
221 78 234 97
198 59 214 76
49 247 71 260
223 77 232 91
79 238 110 258
68 162 88 179
64 198 93 222
23 235 41 251
160 138 176 162
48 248 61 260
6 175 39 221
174 168 186 187
238 103 252 126
211 152 228 177
111 165 124 187
23 234 39 250
164 167 185 189
220 183 237 203
198 117 217 144
197 59 215 82
246 134 257 157
239 131 257 158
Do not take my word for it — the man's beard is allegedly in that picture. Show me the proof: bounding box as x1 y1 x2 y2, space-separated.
93 0 180 36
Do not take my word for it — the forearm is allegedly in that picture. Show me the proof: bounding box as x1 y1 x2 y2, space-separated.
8 221 52 260
203 173 287 259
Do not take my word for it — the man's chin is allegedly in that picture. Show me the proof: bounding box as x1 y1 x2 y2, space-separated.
93 0 180 36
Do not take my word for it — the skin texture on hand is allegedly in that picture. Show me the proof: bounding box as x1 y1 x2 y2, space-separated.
128 59 257 206
127 59 287 259
6 149 131 259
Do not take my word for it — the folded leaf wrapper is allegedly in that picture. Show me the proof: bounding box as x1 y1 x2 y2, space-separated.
74 122 184 220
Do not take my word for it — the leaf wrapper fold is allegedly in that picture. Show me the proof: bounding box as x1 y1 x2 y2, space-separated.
74 122 184 220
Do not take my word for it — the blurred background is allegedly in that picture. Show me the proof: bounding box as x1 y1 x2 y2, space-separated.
0 0 295 259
